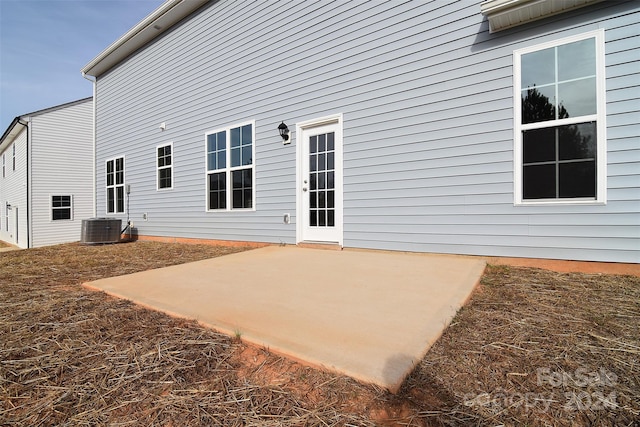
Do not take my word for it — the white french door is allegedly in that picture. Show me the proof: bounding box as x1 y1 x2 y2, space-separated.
298 118 343 245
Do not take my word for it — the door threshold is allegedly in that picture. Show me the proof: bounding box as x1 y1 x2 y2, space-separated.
297 242 343 251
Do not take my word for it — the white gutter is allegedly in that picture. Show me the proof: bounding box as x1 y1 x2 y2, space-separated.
81 0 209 77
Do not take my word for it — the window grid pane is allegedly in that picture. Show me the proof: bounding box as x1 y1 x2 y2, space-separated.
106 157 125 213
206 124 254 211
519 34 599 201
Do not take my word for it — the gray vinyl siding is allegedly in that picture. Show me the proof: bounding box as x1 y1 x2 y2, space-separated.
30 99 93 247
95 0 639 263
0 129 28 248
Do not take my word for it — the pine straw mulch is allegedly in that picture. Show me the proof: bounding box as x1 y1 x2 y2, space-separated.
0 241 638 426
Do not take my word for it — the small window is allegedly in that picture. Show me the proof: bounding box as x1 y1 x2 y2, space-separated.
106 157 125 214
514 30 606 204
2 154 5 178
12 144 16 171
52 195 72 221
205 122 254 211
157 143 173 190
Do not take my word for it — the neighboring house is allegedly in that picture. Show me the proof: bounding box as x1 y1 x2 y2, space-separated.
0 98 94 248
81 0 639 263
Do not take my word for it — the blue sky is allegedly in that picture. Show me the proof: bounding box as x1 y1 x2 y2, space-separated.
0 0 162 131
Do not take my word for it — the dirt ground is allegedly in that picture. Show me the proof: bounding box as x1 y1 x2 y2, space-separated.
1 241 638 426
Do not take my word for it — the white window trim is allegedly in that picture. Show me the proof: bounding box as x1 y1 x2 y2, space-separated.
204 120 256 212
106 156 126 214
156 142 174 191
51 195 73 222
513 29 607 206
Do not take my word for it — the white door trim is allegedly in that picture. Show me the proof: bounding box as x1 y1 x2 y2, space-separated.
295 113 343 246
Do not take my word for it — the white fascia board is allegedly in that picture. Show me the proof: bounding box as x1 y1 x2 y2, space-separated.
81 0 209 78
0 118 27 153
481 0 603 33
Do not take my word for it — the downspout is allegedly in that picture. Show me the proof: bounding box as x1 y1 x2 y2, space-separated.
17 118 30 248
82 72 97 218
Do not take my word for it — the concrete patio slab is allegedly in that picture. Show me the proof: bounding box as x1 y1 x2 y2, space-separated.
84 246 486 392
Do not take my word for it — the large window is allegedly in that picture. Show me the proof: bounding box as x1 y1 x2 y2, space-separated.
206 122 255 211
106 157 125 214
514 30 605 204
157 143 173 190
51 195 72 221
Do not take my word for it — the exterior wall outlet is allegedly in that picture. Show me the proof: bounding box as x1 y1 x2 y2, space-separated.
283 213 290 224
142 213 148 221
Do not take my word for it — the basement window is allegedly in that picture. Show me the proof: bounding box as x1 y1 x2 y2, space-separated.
52 195 72 221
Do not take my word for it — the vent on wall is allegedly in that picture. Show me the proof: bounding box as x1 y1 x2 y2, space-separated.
80 218 122 245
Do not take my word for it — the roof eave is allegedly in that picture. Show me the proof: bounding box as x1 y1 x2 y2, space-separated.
481 0 604 33
0 117 27 153
81 0 209 78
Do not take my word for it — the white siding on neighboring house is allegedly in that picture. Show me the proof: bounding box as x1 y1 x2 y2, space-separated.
0 97 93 248
30 99 94 247
0 127 28 248
89 0 639 263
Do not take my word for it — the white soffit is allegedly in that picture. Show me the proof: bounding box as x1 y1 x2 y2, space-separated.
81 0 209 78
480 0 604 33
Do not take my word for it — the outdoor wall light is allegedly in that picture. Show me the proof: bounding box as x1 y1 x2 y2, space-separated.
278 121 290 144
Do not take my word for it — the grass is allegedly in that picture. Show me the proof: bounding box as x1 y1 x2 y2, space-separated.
0 241 638 426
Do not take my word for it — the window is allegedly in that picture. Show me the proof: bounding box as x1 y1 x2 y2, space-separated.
51 195 72 221
157 143 173 190
12 144 16 171
106 157 125 214
206 122 255 211
2 154 4 178
514 30 605 204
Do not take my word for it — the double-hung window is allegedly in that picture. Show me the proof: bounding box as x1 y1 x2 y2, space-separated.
514 30 606 204
206 122 255 211
51 195 72 221
157 143 173 190
106 157 125 214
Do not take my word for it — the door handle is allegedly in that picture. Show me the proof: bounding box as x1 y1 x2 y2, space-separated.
303 187 308 192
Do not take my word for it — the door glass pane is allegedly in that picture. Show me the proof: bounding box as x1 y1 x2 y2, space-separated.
318 210 326 226
318 134 326 152
310 173 317 190
310 210 317 226
310 136 317 154
327 210 335 227
327 191 334 208
327 132 334 151
310 191 317 208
